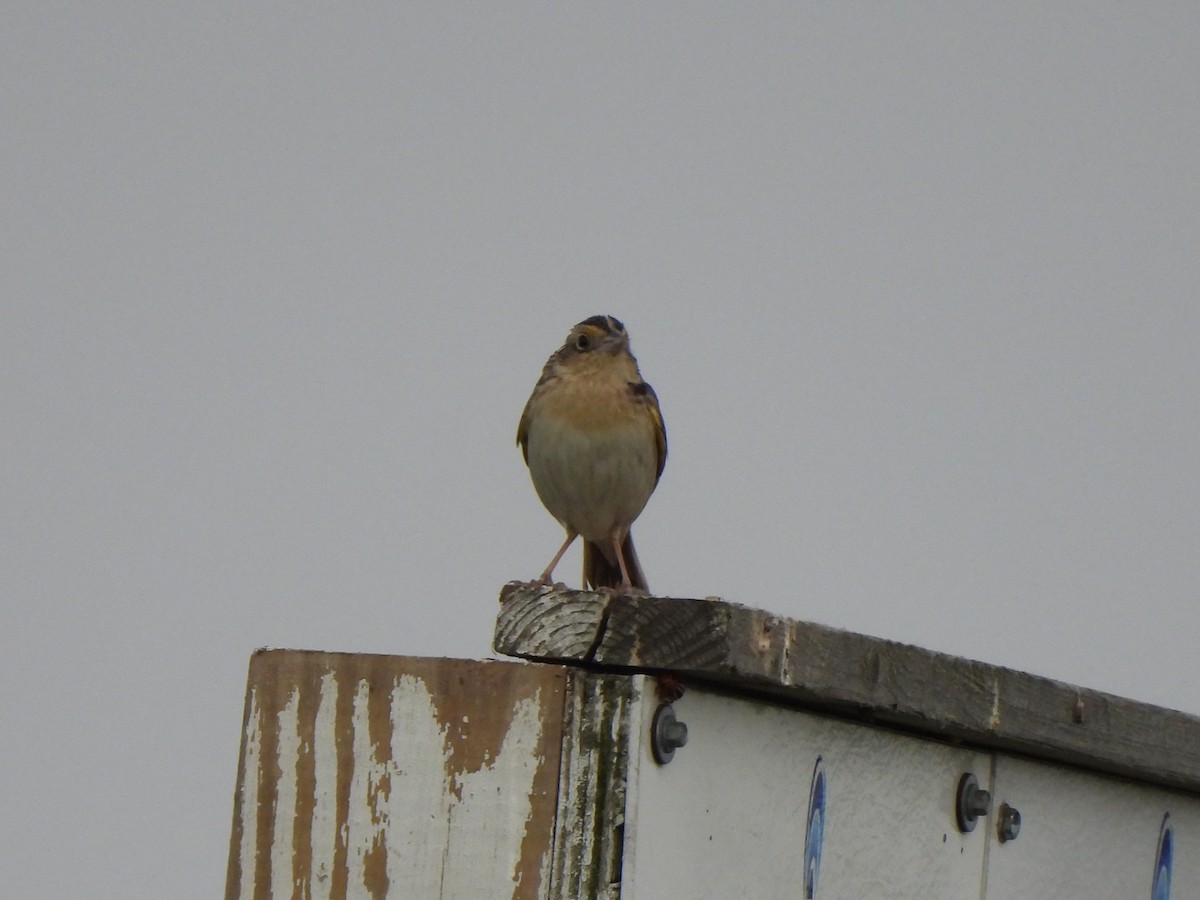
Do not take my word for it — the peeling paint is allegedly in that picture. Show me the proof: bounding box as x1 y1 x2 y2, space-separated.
382 674 454 894
442 692 546 897
346 678 389 896
236 689 261 900
270 689 300 899
226 653 564 900
305 673 334 897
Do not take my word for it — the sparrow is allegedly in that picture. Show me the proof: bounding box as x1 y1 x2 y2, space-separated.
517 315 666 592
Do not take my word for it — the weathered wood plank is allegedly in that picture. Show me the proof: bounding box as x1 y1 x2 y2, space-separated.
226 651 566 900
547 671 636 900
495 582 1200 795
493 586 613 660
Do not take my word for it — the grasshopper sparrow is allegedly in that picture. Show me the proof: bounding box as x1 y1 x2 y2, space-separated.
518 315 667 592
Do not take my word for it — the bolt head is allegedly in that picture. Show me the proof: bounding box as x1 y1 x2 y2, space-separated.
998 803 1021 842
955 772 991 833
651 703 688 765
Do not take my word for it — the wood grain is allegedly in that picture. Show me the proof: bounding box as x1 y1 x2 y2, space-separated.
495 582 1200 795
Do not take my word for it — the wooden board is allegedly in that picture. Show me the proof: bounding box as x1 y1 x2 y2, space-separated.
495 582 1200 795
225 651 565 900
545 671 636 900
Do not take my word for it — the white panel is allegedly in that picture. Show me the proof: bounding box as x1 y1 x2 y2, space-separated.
623 685 991 899
985 755 1200 899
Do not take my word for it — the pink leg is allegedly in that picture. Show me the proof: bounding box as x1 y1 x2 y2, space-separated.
537 531 578 584
611 533 633 591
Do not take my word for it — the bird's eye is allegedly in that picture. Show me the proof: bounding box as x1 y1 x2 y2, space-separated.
575 333 592 350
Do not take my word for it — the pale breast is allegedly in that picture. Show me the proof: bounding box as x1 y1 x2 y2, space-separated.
524 368 660 542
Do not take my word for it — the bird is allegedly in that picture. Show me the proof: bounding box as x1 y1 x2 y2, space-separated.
517 315 667 592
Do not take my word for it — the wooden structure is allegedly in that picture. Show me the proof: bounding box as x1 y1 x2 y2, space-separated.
227 584 1198 898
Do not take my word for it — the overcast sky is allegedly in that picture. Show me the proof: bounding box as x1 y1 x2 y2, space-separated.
4 4 1199 896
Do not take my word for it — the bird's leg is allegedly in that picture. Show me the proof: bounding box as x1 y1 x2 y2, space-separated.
536 530 578 585
611 533 634 591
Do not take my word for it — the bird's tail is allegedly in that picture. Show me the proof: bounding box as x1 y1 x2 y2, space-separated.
583 532 648 592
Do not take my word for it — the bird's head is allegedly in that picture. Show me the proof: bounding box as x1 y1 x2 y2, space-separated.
560 315 630 358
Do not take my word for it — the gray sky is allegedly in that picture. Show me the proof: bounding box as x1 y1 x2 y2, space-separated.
4 4 1198 896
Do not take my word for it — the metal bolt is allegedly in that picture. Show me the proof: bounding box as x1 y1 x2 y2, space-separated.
998 803 1021 842
651 703 688 765
955 772 992 833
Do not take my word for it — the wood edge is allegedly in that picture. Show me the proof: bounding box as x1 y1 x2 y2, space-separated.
492 587 1200 795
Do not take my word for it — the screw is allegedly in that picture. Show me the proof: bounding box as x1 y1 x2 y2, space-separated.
651 703 688 765
998 803 1021 842
955 773 992 833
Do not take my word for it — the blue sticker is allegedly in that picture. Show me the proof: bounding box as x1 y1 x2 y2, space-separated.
1152 813 1172 900
804 755 826 899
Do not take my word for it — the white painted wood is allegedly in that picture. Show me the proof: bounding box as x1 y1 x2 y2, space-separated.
441 689 550 897
226 653 563 900
381 674 462 895
309 671 339 900
235 689 261 900
271 689 301 899
345 678 386 895
984 755 1199 899
622 682 993 900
